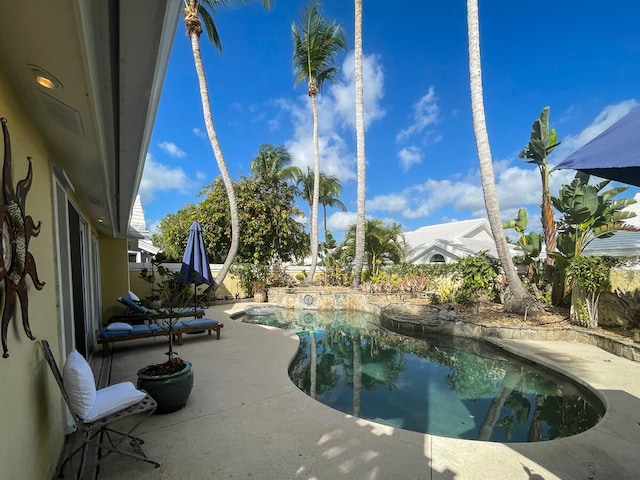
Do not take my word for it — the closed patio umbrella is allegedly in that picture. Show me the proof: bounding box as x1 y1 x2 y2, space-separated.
554 106 640 187
180 222 214 309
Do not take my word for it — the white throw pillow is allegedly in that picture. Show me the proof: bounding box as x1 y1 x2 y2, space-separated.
106 322 133 331
128 291 141 302
63 350 97 421
84 382 146 423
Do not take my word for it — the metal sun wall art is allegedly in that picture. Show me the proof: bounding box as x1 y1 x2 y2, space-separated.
0 118 45 358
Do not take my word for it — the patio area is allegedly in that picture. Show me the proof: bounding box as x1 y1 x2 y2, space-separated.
94 303 640 479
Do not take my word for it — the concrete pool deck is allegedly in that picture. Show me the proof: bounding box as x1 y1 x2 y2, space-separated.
96 303 640 480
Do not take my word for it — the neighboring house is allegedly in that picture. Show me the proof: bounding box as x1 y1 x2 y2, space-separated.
128 195 161 263
0 2 180 478
404 218 515 264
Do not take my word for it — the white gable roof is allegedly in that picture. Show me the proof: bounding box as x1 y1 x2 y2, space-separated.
404 218 492 251
128 195 150 239
404 218 517 263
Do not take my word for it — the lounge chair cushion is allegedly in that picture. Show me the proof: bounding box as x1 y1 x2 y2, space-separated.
128 290 141 302
84 381 146 422
63 350 97 420
173 318 220 329
99 324 161 339
106 322 133 331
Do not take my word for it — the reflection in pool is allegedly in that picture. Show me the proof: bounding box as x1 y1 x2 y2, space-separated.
242 308 603 443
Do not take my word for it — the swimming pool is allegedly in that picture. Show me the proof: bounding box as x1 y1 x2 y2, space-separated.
242 307 603 443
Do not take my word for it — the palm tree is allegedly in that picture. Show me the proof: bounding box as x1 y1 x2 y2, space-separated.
250 144 301 189
343 219 405 275
466 0 535 314
352 0 366 289
294 169 345 235
318 174 346 235
182 0 271 291
292 1 347 282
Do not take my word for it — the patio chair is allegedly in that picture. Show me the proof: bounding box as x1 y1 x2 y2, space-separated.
116 295 205 322
41 340 160 477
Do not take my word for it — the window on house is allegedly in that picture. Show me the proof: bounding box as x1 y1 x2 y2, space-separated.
430 254 445 263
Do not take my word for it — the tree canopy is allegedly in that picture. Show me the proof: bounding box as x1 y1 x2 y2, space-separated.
153 176 309 264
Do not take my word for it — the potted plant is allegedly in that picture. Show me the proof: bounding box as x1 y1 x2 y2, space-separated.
252 280 267 303
136 262 194 414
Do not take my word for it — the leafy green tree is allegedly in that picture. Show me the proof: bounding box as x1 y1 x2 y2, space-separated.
151 203 199 260
342 219 405 276
198 177 309 264
519 107 560 266
466 0 536 314
154 177 309 266
292 1 347 281
182 0 271 291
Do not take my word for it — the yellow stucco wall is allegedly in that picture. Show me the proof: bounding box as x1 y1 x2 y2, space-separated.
100 235 131 324
0 72 66 479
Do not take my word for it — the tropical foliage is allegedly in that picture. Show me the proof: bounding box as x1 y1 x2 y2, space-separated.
565 256 611 328
552 172 637 261
519 106 560 266
341 219 405 276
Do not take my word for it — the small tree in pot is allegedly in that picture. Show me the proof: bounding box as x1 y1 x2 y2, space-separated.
136 262 195 413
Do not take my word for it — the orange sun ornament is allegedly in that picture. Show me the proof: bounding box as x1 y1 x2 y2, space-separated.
1 118 45 358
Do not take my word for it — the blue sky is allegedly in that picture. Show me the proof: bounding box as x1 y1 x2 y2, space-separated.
140 0 640 241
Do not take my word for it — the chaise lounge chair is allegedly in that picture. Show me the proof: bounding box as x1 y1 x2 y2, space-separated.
114 295 205 323
97 318 224 356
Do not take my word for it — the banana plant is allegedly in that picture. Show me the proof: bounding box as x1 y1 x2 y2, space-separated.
519 107 560 265
552 172 638 261
503 208 543 293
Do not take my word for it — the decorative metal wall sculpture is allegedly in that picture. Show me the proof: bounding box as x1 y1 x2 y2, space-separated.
1 118 45 358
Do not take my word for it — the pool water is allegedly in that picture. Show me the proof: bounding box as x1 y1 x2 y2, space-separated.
242 308 603 443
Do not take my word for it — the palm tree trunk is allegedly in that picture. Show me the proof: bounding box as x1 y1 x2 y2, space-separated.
189 31 239 290
352 0 366 288
309 95 320 281
466 0 532 314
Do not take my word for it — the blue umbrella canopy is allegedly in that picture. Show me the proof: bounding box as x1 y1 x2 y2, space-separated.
555 106 640 187
180 222 213 287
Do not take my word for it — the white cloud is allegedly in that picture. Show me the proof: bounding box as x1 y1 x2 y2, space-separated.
397 146 423 172
370 101 640 232
192 128 205 138
327 211 358 232
396 87 439 142
367 193 409 213
139 154 193 203
159 141 186 158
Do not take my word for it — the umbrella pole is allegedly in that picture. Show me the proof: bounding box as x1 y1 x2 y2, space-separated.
194 283 197 312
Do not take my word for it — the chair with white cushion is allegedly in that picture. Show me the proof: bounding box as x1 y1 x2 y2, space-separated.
41 340 160 477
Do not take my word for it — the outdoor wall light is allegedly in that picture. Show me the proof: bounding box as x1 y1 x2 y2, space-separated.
30 66 61 90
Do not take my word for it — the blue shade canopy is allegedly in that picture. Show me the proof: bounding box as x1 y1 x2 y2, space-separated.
180 222 213 286
554 106 640 187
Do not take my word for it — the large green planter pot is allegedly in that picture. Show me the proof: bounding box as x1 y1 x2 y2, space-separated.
137 361 194 414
